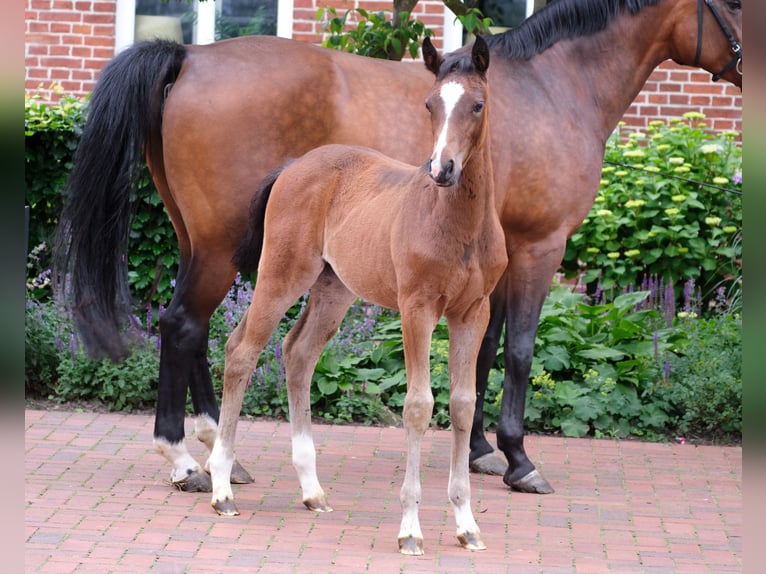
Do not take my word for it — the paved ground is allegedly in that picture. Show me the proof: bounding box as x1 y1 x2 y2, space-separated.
25 409 741 573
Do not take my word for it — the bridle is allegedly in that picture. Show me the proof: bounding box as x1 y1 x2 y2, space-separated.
693 0 742 82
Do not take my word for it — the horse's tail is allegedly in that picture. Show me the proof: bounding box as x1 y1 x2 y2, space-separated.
232 162 293 274
55 40 187 361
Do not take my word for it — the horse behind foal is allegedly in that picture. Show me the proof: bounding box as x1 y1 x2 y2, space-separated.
207 36 507 556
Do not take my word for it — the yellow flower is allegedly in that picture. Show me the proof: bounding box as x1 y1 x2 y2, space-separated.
643 166 661 173
668 157 685 165
649 120 665 128
665 208 680 216
671 194 687 203
683 111 706 120
705 216 722 226
656 144 671 152
607 252 620 259
625 199 645 208
713 176 729 185
625 249 640 258
599 179 609 186
615 170 629 177
700 143 722 155
597 209 613 217
623 149 646 158
673 166 691 173
602 166 616 173
586 247 600 254
678 247 689 253
723 226 738 233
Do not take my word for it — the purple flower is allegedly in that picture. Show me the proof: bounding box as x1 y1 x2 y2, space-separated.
733 171 742 185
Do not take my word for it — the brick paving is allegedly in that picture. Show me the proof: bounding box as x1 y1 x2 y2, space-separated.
25 409 741 573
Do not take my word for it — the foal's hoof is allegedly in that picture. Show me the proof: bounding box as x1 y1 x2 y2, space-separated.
172 469 213 492
230 460 254 484
457 531 487 551
303 496 333 513
212 498 240 516
507 469 555 494
398 536 425 556
469 452 508 476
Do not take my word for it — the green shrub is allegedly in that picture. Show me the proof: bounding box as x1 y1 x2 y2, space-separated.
563 113 742 310
25 89 179 307
317 7 432 60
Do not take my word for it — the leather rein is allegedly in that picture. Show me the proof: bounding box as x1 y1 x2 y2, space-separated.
693 0 743 82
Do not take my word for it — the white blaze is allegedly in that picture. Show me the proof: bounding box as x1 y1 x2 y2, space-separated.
431 81 465 178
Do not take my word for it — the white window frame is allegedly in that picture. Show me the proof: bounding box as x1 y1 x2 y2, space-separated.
115 0 293 53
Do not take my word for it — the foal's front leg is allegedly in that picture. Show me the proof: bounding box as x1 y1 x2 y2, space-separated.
397 304 438 556
446 300 491 551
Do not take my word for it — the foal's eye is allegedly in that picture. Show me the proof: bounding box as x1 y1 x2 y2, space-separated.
473 102 485 113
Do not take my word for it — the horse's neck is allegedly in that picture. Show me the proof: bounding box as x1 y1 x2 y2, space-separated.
446 144 496 233
537 6 676 139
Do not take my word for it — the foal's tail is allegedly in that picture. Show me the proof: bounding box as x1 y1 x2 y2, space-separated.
232 163 292 274
55 40 187 361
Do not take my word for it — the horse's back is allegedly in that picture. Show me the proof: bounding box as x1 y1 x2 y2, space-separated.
159 36 432 251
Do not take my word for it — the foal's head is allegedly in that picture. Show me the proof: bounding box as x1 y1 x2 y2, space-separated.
422 35 491 187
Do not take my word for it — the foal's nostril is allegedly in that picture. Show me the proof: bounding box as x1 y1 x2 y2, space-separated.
445 160 455 179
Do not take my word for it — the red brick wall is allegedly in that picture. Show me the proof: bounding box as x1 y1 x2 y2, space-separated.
25 0 116 103
24 0 742 135
622 60 742 134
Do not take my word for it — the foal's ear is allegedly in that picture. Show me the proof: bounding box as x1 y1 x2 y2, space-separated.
471 35 490 74
422 36 441 76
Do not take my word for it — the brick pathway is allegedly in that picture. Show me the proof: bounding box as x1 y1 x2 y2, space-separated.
25 409 741 573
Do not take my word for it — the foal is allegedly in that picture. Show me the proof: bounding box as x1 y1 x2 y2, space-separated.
208 36 506 556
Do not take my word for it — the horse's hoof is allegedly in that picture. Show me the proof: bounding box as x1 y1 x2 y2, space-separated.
212 498 240 516
303 497 333 513
172 469 212 492
398 536 424 556
230 460 254 484
507 469 555 494
457 531 487 551
469 452 507 476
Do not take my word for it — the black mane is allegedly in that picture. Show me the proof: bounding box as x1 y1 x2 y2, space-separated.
483 0 664 60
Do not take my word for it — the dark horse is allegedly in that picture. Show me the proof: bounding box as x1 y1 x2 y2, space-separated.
57 0 742 494
210 37 505 554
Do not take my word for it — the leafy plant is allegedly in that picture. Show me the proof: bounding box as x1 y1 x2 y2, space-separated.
317 7 432 60
563 113 742 311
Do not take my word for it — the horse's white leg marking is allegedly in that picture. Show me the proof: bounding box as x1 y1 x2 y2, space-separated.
208 435 236 509
430 81 465 178
291 431 329 511
154 438 202 483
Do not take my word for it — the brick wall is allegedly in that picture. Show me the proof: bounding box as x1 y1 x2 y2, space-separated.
25 0 117 104
24 0 742 135
622 60 742 134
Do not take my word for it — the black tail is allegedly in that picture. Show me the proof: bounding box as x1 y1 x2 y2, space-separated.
232 163 292 274
55 40 187 361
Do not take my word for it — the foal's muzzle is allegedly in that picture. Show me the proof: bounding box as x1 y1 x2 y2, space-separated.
429 158 457 187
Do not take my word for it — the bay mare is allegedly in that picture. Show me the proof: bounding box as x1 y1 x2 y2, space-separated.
57 0 742 495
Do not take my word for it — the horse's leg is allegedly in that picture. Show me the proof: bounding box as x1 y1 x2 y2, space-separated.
153 255 242 492
446 299 491 551
397 301 439 556
495 246 563 494
469 270 510 476
282 267 356 512
209 258 325 515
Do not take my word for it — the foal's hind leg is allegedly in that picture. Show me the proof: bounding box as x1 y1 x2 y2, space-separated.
209 259 326 515
282 267 357 512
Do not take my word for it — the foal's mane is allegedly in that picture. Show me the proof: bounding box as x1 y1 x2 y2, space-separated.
484 0 664 60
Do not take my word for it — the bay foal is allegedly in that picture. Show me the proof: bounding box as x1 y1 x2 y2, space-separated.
207 36 506 555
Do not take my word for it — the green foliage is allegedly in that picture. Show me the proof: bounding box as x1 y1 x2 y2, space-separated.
25 91 86 276
24 88 179 307
317 7 432 60
453 6 493 35
524 285 676 439
562 113 742 310
660 314 742 441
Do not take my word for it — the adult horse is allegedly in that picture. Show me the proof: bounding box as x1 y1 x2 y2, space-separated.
57 0 742 494
210 37 505 554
